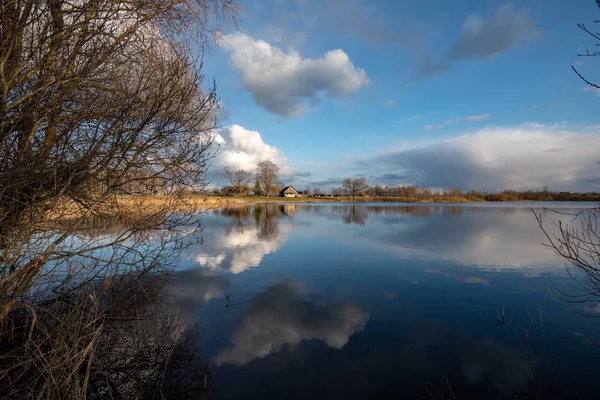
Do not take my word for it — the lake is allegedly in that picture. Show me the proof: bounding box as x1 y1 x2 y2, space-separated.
171 202 600 399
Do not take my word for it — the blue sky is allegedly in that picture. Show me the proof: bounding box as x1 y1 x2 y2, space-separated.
204 0 600 192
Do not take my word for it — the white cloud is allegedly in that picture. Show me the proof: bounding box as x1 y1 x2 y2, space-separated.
523 122 546 128
259 24 307 49
216 124 295 176
449 3 540 60
216 281 369 365
386 99 398 108
249 0 431 50
424 113 490 130
464 114 491 122
409 3 539 82
583 86 600 96
220 32 369 117
371 126 600 191
424 124 445 131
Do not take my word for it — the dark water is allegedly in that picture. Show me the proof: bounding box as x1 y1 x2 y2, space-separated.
172 203 600 399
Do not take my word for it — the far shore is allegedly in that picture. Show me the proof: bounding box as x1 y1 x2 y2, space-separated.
196 194 598 208
213 195 484 205
101 194 600 210
46 194 598 222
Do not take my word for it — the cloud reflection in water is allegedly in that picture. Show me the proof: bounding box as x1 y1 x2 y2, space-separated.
186 205 296 274
217 281 369 365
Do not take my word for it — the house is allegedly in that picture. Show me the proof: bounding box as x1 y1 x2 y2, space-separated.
279 185 300 197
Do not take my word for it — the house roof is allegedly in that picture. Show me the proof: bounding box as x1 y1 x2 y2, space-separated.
279 185 298 194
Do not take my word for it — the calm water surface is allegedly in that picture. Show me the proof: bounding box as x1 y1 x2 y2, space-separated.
172 202 600 399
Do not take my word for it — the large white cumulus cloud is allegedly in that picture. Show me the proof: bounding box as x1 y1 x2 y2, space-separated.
371 127 600 192
215 124 295 176
220 33 369 117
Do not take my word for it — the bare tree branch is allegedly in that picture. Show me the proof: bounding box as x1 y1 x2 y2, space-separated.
0 0 241 397
256 161 279 197
341 177 369 201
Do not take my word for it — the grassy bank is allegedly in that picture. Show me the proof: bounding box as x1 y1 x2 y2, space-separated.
52 192 593 222
210 195 484 204
98 194 487 213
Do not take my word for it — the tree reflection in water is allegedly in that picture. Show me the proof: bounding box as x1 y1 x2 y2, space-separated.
222 204 292 241
342 205 369 225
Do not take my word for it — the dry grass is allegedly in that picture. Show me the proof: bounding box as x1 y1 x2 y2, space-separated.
202 194 484 204
1 275 211 399
43 194 486 222
44 195 220 222
216 195 485 204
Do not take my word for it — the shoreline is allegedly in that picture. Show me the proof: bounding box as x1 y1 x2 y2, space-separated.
117 194 600 209
213 195 483 205
45 195 598 222
211 195 599 205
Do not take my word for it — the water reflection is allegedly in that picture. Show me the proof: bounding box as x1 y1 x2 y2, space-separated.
221 205 283 240
425 268 491 286
443 339 530 396
216 281 369 366
325 204 475 219
308 204 568 270
183 204 576 275
341 205 368 225
176 203 600 399
366 206 566 269
170 269 230 312
186 205 295 273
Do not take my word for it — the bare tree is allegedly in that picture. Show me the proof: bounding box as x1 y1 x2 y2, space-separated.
256 161 279 196
342 177 369 201
224 167 252 196
572 1 600 89
535 1 600 320
0 0 240 397
536 208 600 310
1 0 240 310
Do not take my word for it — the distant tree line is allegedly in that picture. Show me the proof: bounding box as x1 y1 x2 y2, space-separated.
213 173 600 202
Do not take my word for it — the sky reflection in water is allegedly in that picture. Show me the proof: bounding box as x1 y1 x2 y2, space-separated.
171 203 600 399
